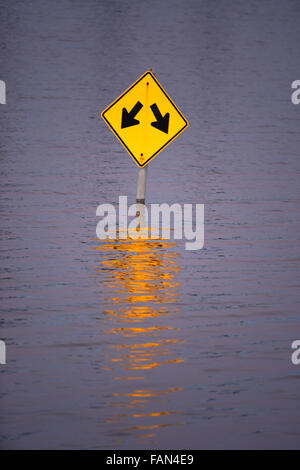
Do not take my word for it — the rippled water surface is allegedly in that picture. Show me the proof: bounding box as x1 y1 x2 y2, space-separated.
1 0 300 449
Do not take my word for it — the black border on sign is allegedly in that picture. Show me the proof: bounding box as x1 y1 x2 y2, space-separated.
101 71 189 168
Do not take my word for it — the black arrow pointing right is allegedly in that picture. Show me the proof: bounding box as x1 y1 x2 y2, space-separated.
150 103 170 134
121 101 143 128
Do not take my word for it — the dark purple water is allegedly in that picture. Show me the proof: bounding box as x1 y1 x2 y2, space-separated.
1 0 300 449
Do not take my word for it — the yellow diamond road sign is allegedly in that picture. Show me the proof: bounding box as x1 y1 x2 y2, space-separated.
101 71 189 167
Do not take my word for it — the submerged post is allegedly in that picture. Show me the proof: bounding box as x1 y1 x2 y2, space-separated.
0 340 6 365
0 80 6 105
136 166 148 205
136 166 148 230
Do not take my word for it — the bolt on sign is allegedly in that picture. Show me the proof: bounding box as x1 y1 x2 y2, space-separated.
101 71 189 167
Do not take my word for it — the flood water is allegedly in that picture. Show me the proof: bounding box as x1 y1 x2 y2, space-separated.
1 0 300 449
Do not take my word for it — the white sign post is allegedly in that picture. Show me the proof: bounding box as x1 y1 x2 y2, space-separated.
0 80 6 105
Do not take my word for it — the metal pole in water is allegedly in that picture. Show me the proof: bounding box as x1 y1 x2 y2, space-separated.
136 166 148 205
136 166 148 230
0 80 6 105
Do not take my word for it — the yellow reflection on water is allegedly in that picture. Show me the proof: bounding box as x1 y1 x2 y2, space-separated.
94 234 184 438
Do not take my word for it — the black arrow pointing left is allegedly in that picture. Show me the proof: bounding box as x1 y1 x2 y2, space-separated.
121 101 143 128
